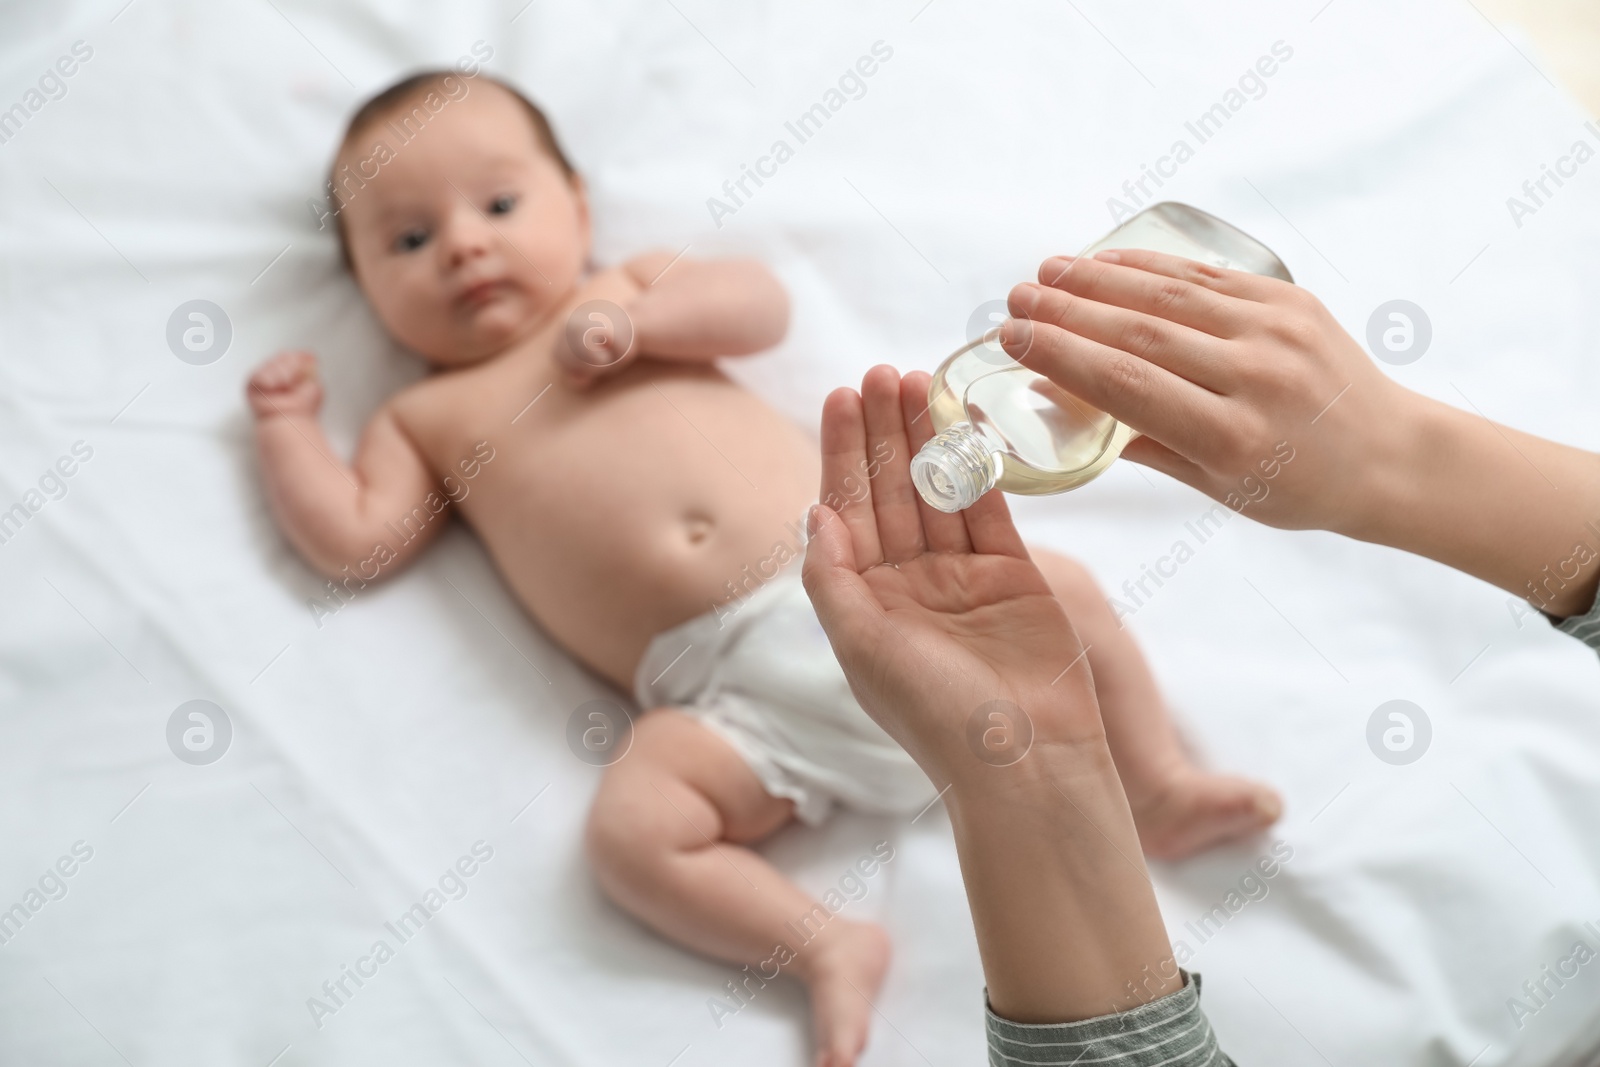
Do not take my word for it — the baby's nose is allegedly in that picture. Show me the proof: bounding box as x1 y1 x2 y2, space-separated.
443 207 496 266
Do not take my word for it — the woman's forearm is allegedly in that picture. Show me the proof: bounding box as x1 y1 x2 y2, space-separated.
945 741 1181 1023
1351 392 1600 618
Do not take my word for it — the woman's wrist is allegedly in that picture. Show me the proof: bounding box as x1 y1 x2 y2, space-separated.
943 739 1182 1023
1319 378 1429 547
943 734 1119 813
1338 386 1600 616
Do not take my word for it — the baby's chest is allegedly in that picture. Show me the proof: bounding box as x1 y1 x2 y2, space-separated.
397 366 551 476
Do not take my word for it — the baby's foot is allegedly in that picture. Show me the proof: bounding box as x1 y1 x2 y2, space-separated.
1131 768 1282 861
801 919 890 1067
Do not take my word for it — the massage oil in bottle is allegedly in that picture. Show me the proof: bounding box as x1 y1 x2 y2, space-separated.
910 203 1292 513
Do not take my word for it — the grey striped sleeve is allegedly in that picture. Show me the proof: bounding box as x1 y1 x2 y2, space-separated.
1556 586 1600 656
985 972 1233 1067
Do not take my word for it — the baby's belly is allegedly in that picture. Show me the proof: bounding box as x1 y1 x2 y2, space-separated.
459 372 819 690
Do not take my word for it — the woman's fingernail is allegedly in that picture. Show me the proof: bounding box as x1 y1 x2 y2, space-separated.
1000 317 1033 351
1095 250 1123 264
1009 282 1041 314
1041 255 1077 282
806 504 824 537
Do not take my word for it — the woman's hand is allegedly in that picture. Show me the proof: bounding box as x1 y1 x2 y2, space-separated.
803 365 1182 1021
1000 250 1418 539
802 365 1105 789
1000 250 1600 617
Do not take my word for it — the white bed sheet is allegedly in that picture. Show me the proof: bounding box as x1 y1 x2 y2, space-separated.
3 0 1600 1064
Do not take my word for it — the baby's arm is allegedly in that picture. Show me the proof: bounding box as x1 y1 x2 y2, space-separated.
248 350 448 580
621 251 790 359
559 253 789 386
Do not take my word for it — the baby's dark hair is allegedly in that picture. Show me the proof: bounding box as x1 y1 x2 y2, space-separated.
326 69 576 269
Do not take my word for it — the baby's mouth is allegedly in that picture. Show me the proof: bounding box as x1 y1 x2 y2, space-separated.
457 279 509 310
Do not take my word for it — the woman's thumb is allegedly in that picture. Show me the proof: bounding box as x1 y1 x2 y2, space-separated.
801 504 859 614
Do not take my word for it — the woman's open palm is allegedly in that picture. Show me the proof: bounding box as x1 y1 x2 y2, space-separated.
802 366 1106 783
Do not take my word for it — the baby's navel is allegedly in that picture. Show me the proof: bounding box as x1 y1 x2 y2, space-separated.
683 511 715 545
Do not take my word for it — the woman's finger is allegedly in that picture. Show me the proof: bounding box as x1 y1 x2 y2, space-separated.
1036 254 1248 342
1118 433 1210 490
1073 248 1288 304
1000 318 1228 466
959 473 1029 560
860 365 927 564
899 370 973 554
819 387 884 569
1008 278 1232 391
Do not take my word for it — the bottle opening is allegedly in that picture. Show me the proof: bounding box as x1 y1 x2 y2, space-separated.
911 422 1001 513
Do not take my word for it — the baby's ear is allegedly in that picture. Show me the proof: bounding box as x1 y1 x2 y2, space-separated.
570 173 592 232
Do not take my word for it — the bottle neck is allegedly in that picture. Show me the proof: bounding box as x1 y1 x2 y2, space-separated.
911 421 1001 513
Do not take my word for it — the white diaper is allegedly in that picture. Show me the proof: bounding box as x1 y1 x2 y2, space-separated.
633 566 937 826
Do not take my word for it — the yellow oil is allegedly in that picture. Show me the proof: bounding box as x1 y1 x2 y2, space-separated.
926 337 1135 494
917 203 1291 505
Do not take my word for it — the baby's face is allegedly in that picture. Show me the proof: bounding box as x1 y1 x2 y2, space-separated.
339 82 587 366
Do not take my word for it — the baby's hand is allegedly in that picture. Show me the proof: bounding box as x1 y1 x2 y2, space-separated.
247 350 324 419
554 301 638 390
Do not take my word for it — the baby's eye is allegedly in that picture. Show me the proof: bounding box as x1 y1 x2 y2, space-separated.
488 194 517 216
394 228 429 253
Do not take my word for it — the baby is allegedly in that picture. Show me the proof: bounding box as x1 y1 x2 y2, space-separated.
248 70 1280 1066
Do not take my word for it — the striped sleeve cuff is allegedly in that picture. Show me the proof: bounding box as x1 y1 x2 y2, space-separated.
985 972 1233 1067
1555 585 1600 656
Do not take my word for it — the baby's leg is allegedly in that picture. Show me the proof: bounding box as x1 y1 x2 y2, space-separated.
1030 548 1282 859
586 709 888 1067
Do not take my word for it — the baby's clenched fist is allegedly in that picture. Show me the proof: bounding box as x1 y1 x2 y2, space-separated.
248 350 323 418
555 303 637 390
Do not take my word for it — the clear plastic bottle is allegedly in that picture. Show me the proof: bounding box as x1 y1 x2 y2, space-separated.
910 203 1293 513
